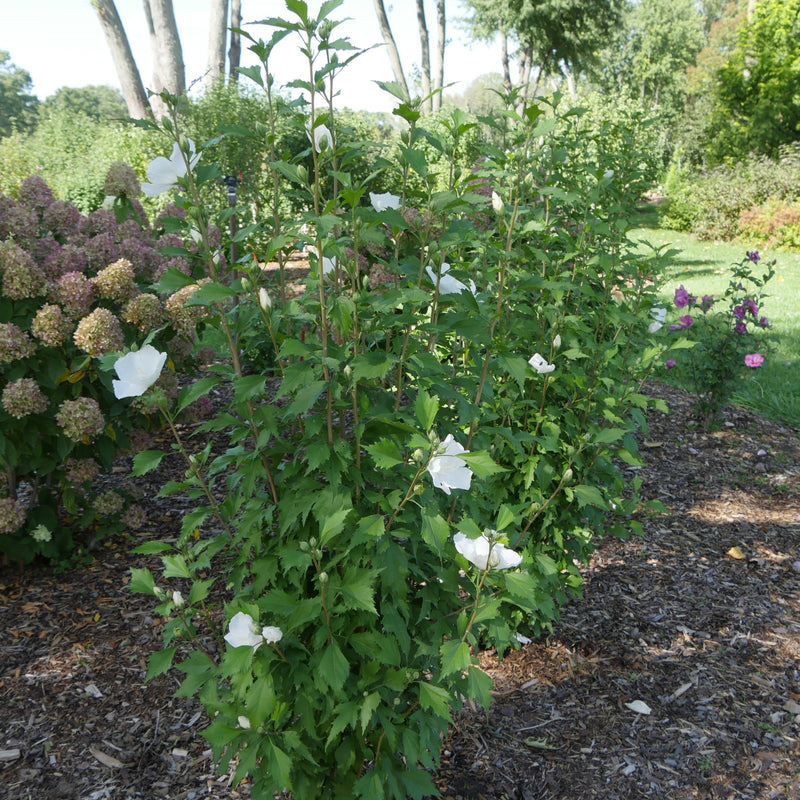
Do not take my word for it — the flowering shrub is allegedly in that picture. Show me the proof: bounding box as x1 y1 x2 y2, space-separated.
121 5 679 798
660 251 775 423
0 170 198 562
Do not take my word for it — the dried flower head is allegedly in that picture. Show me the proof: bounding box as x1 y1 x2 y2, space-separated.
122 293 164 333
55 397 106 442
2 378 49 418
32 303 73 347
0 322 36 364
0 496 26 534
73 307 124 356
52 271 94 318
104 161 142 198
0 240 47 299
18 175 55 214
42 200 83 240
92 258 139 303
93 489 125 516
64 457 101 486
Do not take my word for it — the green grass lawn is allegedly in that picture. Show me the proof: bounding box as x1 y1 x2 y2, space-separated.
629 207 800 429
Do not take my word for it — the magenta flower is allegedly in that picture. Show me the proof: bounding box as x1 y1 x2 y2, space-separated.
732 304 746 320
674 285 690 309
744 353 764 368
665 358 676 369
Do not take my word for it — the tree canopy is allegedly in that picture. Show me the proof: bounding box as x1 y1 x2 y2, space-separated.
0 51 39 137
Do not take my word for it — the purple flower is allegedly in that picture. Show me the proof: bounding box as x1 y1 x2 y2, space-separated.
759 316 769 328
674 285 690 309
732 305 746 320
744 353 764 368
746 250 760 263
665 358 676 369
746 298 758 316
678 314 694 328
701 294 714 310
734 320 747 334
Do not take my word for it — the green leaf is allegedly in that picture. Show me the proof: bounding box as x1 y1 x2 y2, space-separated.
421 509 449 557
319 508 350 546
360 691 381 733
131 449 164 477
145 646 176 681
130 541 172 555
440 639 471 677
176 377 218 414
266 741 293 790
318 639 350 693
350 350 397 381
129 567 156 594
401 146 426 177
162 554 192 579
495 504 516 531
417 681 452 720
467 665 493 711
286 380 327 416
414 389 439 431
340 569 377 614
459 450 507 478
572 485 607 509
364 438 403 469
184 281 238 305
593 427 625 445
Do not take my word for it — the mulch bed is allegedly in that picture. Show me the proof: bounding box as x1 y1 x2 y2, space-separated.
2 382 799 800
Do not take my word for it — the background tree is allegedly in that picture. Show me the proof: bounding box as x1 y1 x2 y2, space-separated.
0 51 39 136
707 0 800 162
372 0 446 112
463 0 624 105
41 85 128 122
206 0 230 88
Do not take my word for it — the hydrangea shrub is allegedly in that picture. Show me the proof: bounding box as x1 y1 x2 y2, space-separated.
0 168 201 562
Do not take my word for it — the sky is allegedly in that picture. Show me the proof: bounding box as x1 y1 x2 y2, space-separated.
1 0 502 112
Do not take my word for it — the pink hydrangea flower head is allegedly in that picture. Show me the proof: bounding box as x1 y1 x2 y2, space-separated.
0 496 27 534
83 232 119 271
0 322 36 364
18 174 55 214
42 200 83 240
73 307 125 356
2 378 49 419
744 353 764 368
53 271 94 318
0 240 47 299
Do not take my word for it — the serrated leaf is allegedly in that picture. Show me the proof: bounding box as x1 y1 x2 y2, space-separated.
176 377 218 414
130 541 172 554
459 450 507 478
365 438 404 469
129 567 155 594
418 681 452 720
131 449 164 476
415 389 438 431
572 484 607 508
146 647 176 681
440 639 471 677
319 639 349 693
162 554 192 579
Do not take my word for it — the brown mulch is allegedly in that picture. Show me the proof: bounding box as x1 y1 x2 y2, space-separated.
2 382 800 800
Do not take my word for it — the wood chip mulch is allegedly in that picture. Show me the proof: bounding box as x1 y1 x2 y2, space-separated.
1 381 799 800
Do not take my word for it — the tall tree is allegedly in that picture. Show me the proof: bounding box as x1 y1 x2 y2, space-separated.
373 0 411 101
91 0 152 118
464 0 624 104
206 0 230 88
373 0 447 111
229 0 243 84
0 52 39 136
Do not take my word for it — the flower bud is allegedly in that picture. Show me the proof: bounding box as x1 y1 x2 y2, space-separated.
241 277 252 292
172 590 185 608
318 571 328 584
553 334 561 349
491 191 503 215
411 448 425 464
258 287 272 311
343 364 352 380
309 537 317 548
153 586 166 600
563 467 573 483
299 541 310 552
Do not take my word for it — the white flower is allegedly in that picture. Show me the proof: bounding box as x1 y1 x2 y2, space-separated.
369 191 401 212
142 140 201 196
514 632 532 645
453 531 522 570
308 122 333 153
528 353 555 374
648 305 666 333
261 626 283 644
258 287 271 311
112 345 167 399
237 715 251 729
224 611 264 650
322 256 337 276
427 434 472 495
553 334 561 349
491 190 503 214
425 263 476 296
172 590 184 608
603 169 615 179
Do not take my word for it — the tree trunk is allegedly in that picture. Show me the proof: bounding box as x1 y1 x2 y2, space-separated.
373 0 410 101
432 0 445 111
206 0 229 89
91 0 152 118
144 0 186 99
229 0 242 84
416 0 432 111
500 28 511 91
142 0 166 116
